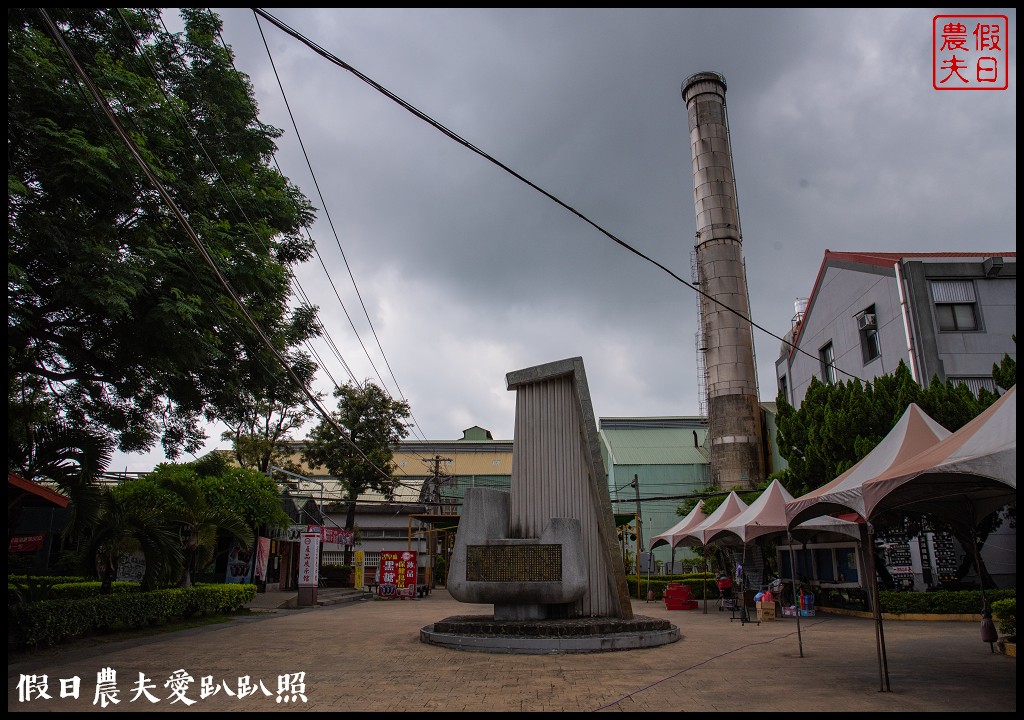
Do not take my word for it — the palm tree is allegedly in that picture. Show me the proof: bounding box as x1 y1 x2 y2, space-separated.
78 488 183 593
159 475 253 589
7 418 113 543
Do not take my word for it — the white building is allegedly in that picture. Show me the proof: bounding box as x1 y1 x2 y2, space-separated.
776 250 1016 407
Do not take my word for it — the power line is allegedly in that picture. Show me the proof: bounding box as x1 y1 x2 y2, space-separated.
251 7 867 386
36 7 398 486
252 10 431 439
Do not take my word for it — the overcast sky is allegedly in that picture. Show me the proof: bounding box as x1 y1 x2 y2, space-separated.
111 8 1016 472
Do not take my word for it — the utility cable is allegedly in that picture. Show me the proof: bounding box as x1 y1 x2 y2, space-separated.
37 7 397 486
214 9 432 442
252 7 864 385
253 12 405 401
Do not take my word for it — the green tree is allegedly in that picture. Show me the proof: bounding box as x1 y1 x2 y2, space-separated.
215 341 321 475
991 334 1016 391
77 486 182 593
303 382 412 565
8 8 318 460
774 361 924 496
137 462 253 588
191 452 292 534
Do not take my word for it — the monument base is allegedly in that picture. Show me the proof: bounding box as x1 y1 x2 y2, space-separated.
420 614 679 654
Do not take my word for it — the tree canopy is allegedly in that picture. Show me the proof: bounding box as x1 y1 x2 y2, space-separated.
773 361 1001 497
78 455 291 589
302 381 411 563
8 8 319 462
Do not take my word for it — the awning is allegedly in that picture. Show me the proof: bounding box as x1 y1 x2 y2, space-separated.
8 471 69 509
614 513 638 528
410 514 461 531
410 512 637 532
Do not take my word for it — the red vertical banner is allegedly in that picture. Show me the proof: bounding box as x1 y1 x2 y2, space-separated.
254 536 271 581
298 532 320 588
376 550 418 598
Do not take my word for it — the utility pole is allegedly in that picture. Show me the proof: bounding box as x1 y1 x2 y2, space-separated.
631 474 645 554
421 455 451 590
421 455 452 511
631 474 645 598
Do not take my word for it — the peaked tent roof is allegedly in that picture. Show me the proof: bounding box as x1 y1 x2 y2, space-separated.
705 480 790 545
678 492 747 547
860 385 1016 528
786 403 951 527
706 479 861 546
650 500 707 549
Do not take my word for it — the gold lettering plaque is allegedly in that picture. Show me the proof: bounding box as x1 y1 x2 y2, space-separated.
466 544 562 582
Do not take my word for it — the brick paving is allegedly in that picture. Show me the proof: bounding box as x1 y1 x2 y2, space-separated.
8 590 1015 712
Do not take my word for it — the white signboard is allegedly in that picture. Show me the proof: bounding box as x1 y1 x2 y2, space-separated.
298 532 321 588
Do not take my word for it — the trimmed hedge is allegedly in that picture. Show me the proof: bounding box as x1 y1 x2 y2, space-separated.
9 583 257 649
878 588 1016 615
8 580 142 604
626 576 1016 616
628 573 720 600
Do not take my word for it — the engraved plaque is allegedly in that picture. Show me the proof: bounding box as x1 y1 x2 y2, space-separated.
466 544 562 582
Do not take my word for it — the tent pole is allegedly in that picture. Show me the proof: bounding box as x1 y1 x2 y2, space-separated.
967 508 989 612
740 542 749 623
703 553 708 615
861 522 891 692
968 508 998 652
787 532 803 658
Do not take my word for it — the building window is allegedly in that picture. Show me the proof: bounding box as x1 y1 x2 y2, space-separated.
948 376 997 397
932 280 979 331
819 342 836 384
857 305 881 364
778 374 789 404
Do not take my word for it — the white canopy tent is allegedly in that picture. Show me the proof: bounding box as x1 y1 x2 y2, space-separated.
860 385 1016 530
786 403 952 527
708 479 860 546
649 500 708 574
704 479 862 634
783 387 1017 692
674 492 747 614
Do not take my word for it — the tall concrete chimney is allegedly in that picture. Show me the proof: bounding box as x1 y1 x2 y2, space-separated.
681 71 765 490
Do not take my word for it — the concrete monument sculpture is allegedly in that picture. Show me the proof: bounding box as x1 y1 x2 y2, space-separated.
422 358 678 653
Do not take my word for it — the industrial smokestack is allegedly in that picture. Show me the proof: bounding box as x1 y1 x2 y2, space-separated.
682 71 765 490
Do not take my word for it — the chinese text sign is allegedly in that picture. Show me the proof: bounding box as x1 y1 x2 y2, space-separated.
933 15 1009 90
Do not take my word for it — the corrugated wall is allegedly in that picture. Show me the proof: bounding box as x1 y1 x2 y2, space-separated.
508 377 619 617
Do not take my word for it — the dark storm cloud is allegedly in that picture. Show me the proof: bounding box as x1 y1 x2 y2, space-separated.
112 8 1015 468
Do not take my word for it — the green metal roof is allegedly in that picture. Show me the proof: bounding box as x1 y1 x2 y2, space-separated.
601 427 709 465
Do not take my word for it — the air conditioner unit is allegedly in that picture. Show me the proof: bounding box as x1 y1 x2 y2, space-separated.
858 313 877 331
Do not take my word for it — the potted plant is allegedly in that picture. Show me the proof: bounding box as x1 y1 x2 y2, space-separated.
991 597 1016 657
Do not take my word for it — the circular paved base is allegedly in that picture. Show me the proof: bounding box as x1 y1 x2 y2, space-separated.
420 614 680 654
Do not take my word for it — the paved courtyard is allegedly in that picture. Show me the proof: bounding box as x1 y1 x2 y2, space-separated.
8 589 1015 712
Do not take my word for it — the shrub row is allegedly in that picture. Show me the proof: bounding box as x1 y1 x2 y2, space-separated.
9 583 257 649
878 588 1016 615
627 574 720 600
626 576 1015 616
8 580 141 604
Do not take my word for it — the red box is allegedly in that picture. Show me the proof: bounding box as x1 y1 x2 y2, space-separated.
663 584 698 610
